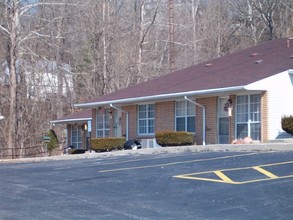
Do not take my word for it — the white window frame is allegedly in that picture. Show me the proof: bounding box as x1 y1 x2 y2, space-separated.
137 104 155 135
175 100 196 133
96 108 110 138
236 94 261 140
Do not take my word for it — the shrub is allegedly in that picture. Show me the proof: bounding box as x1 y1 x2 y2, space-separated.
91 137 126 152
281 115 293 136
68 149 87 154
155 130 194 147
47 129 59 153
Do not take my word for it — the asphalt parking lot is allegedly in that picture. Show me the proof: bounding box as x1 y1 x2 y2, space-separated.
0 150 292 220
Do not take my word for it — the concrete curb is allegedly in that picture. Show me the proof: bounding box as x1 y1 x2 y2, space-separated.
1 143 293 164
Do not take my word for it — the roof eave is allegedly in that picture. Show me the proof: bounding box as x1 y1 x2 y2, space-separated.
51 118 92 125
74 85 247 108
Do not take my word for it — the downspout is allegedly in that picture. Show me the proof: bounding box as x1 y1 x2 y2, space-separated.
184 96 206 146
110 104 129 140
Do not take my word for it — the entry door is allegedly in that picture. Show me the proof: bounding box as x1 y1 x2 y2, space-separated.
218 97 229 144
113 109 122 137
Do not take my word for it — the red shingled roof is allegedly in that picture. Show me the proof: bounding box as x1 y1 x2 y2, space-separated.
77 38 293 106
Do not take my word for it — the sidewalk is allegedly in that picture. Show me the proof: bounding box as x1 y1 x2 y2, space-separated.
1 142 293 164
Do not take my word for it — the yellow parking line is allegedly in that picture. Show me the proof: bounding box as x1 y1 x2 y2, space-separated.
174 174 234 184
253 166 278 179
174 160 293 184
214 171 234 183
98 152 259 173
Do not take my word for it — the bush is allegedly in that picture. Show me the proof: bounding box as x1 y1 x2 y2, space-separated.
155 130 194 147
68 149 87 154
47 129 58 153
91 137 126 152
281 115 293 135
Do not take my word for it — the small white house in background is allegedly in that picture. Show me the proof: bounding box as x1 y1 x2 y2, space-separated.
25 60 73 98
1 60 73 99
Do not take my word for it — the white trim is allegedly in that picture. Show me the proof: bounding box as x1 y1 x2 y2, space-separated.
235 94 261 140
51 118 92 124
137 103 155 136
74 86 246 108
175 100 196 133
96 108 110 138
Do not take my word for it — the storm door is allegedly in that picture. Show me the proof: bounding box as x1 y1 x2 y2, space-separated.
218 97 230 144
113 109 122 137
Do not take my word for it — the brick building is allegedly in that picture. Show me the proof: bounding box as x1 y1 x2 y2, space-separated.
53 38 293 148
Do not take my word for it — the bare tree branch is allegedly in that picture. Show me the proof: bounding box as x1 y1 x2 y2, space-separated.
0 25 10 36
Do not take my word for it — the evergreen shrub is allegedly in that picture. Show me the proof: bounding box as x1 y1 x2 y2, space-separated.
155 130 194 147
91 137 126 152
47 129 59 153
281 115 293 135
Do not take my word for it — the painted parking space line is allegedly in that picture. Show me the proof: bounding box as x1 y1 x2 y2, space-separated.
214 171 234 183
174 161 293 185
252 166 278 179
98 152 260 173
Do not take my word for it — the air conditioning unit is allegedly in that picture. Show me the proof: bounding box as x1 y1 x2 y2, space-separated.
141 138 161 148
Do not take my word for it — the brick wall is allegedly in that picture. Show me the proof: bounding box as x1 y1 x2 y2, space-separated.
261 91 269 142
196 97 217 145
156 101 175 131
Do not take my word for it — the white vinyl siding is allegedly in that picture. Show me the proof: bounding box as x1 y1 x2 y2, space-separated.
245 71 293 139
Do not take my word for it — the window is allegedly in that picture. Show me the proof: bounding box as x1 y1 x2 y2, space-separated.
71 125 82 149
236 94 261 140
96 108 110 138
138 104 155 135
175 100 195 132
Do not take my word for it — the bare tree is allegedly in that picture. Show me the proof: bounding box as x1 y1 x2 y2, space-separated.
0 0 79 158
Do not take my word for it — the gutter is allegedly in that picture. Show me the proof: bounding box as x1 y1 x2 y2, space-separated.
74 86 246 108
184 96 206 146
51 118 92 125
110 104 129 140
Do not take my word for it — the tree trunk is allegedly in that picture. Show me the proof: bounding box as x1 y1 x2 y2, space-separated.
7 0 20 159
